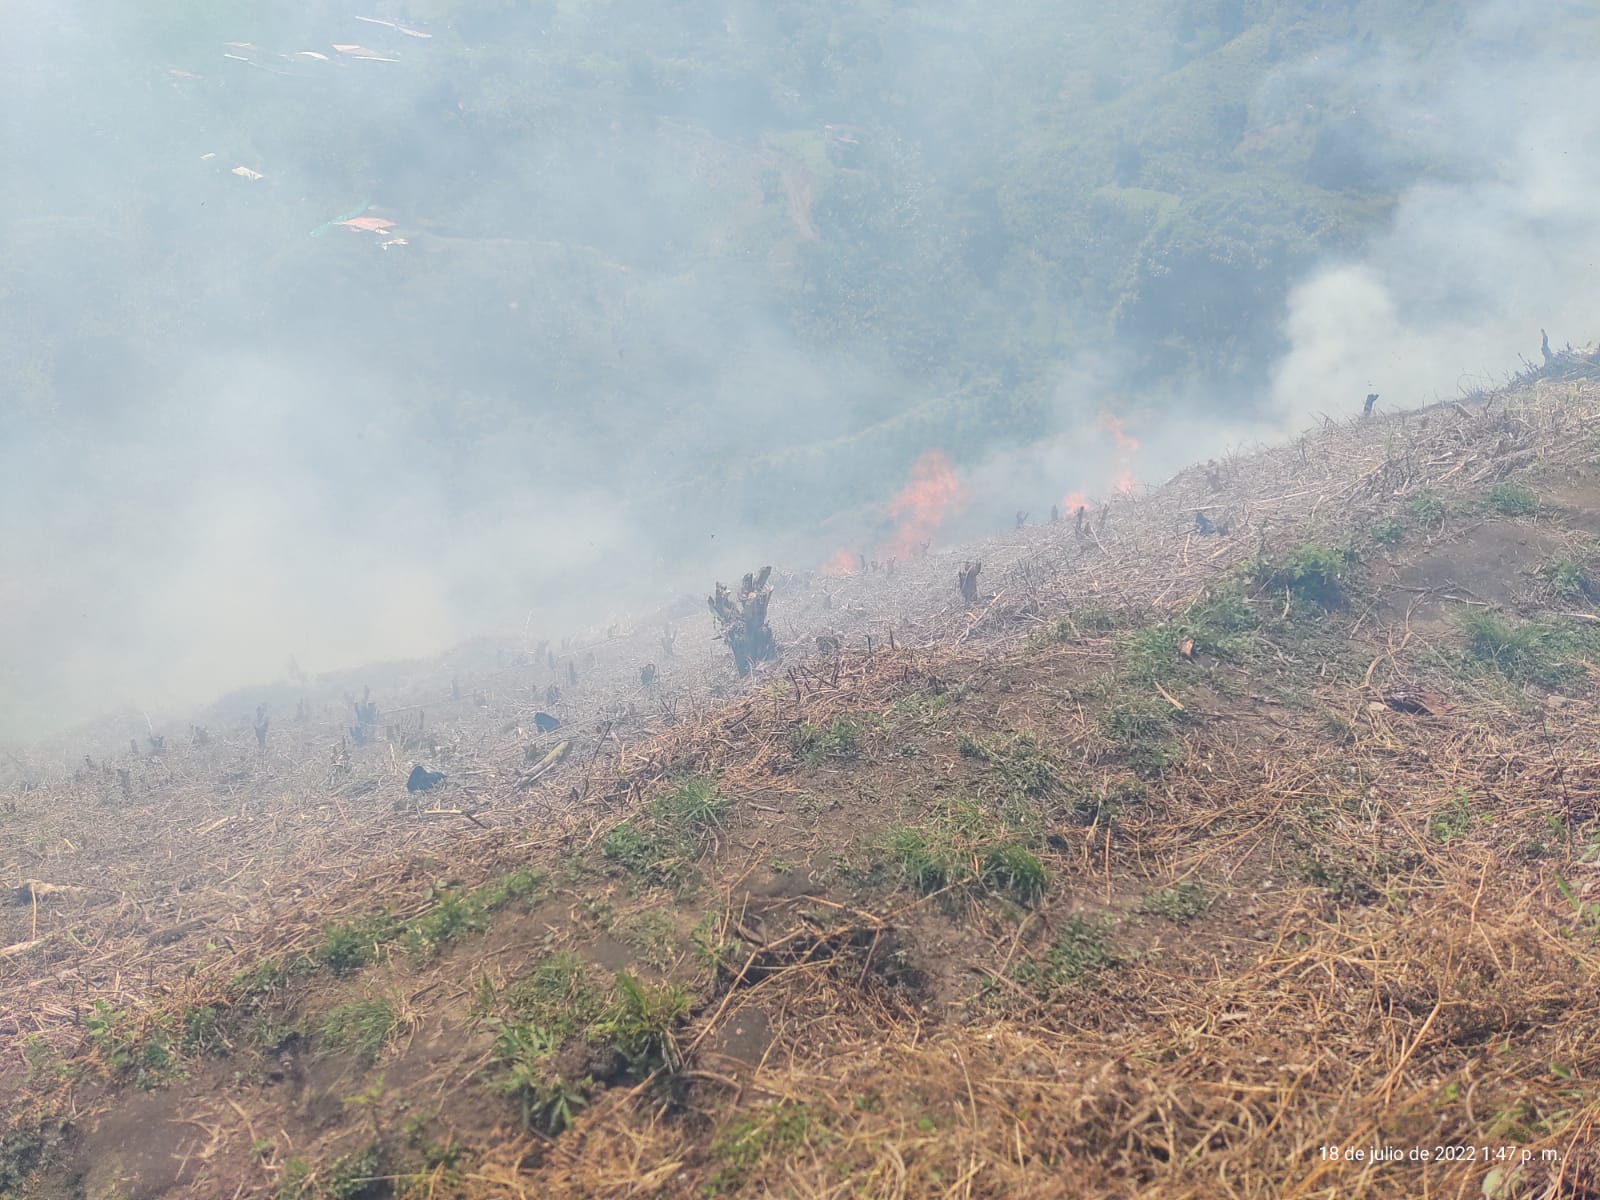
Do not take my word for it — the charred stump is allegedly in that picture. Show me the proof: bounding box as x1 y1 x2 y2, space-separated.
959 561 982 604
709 566 778 677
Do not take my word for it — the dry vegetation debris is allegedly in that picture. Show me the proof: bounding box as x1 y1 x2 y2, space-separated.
6 381 1600 1197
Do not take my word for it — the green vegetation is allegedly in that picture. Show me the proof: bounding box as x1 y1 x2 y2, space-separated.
1408 491 1449 527
1062 779 1147 827
959 731 1059 797
21 1034 69 1088
1461 610 1600 687
504 952 605 1040
1370 517 1405 547
323 1145 388 1200
595 973 691 1078
617 911 677 970
320 1000 400 1068
790 716 864 765
1050 605 1130 639
707 1102 820 1195
1139 882 1214 922
312 869 547 975
602 776 729 886
1250 543 1356 610
1012 918 1123 997
0 1121 65 1195
1485 482 1538 516
317 913 404 977
890 689 953 723
406 868 547 959
1120 584 1259 681
882 796 1048 906
980 844 1048 905
1101 698 1184 777
1430 791 1476 843
308 864 547 979
180 1003 227 1057
1540 557 1596 600
691 912 747 980
482 956 687 1133
488 1018 589 1135
84 1000 177 1088
483 953 608 1133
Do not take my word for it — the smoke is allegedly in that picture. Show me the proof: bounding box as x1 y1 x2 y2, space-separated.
5 0 1597 745
1270 1 1600 421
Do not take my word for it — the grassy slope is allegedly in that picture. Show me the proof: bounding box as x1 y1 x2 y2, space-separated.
7 385 1600 1198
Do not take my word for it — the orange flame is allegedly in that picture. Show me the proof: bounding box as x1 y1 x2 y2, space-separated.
1060 489 1093 515
881 450 966 561
821 549 856 577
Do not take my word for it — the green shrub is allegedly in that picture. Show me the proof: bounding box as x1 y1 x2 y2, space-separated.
1540 558 1595 600
1251 543 1355 609
1370 517 1404 547
708 1102 818 1195
602 777 728 885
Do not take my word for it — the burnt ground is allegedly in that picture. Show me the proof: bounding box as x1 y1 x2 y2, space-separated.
5 381 1600 1199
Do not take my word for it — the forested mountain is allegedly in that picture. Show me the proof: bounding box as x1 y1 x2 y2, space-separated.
4 0 1598 734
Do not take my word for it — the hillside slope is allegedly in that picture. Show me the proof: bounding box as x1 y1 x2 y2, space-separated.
6 380 1600 1198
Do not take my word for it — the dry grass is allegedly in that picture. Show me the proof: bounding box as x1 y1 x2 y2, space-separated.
5 381 1600 1197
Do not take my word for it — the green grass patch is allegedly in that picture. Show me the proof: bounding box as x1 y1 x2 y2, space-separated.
707 1101 820 1195
1461 610 1600 688
980 844 1048 905
790 716 863 765
691 912 747 981
319 1000 399 1067
1049 605 1130 639
1249 543 1356 610
313 868 548 975
85 1000 177 1088
1139 882 1213 922
0 1120 67 1195
317 912 404 976
1102 700 1174 745
602 776 729 886
1430 791 1476 842
890 689 952 722
1370 517 1404 547
594 972 690 1078
484 964 689 1134
1011 917 1122 997
984 731 1058 797
504 951 605 1039
1485 482 1538 516
882 797 1048 906
1540 557 1597 601
487 1017 589 1134
1120 584 1259 682
1408 490 1448 526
